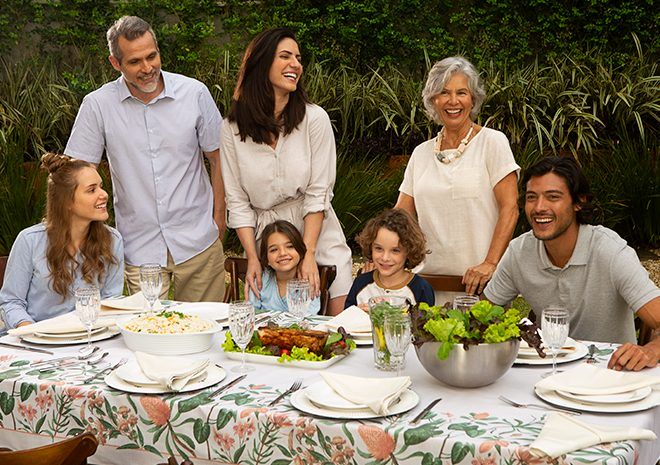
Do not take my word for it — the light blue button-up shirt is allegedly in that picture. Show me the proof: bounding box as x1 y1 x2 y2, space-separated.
0 223 125 329
65 71 221 266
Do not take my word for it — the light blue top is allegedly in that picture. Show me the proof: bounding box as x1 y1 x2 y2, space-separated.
249 271 321 315
0 223 125 328
65 71 221 266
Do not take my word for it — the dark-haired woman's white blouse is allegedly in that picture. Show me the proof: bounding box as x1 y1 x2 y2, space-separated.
220 104 352 297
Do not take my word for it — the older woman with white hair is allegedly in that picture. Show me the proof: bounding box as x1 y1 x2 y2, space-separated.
395 57 519 301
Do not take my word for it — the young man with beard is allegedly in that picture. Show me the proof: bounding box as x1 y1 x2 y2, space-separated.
483 157 659 371
65 16 226 302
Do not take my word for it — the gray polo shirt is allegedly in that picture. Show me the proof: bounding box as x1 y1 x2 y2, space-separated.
65 71 221 266
484 225 660 343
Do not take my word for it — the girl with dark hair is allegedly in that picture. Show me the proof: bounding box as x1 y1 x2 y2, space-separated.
249 220 320 314
221 27 352 315
0 153 124 329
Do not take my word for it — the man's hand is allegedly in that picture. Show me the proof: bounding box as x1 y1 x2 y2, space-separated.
608 343 658 371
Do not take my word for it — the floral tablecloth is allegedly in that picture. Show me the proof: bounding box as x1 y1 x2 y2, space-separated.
0 334 657 465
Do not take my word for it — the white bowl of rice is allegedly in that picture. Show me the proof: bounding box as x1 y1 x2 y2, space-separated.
119 310 221 355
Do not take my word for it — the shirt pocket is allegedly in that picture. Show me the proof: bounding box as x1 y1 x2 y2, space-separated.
451 167 482 200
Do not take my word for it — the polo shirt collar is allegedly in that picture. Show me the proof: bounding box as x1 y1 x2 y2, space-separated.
538 224 591 270
116 71 174 102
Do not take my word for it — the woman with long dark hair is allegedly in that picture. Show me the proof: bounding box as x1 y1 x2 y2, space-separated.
0 153 124 328
221 28 352 315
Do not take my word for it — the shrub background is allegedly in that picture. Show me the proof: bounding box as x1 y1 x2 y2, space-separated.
0 0 658 254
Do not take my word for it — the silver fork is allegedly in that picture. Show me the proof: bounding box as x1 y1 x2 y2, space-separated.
268 379 303 406
83 357 127 383
498 395 581 415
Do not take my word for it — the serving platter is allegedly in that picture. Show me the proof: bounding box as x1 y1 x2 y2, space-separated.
290 388 419 419
223 350 347 369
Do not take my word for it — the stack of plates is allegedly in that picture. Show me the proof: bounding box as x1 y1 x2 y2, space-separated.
515 337 588 365
536 385 660 413
21 326 120 345
104 361 225 394
290 381 418 419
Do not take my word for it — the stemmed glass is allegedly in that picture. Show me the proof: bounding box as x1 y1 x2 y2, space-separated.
75 286 100 351
286 279 311 325
229 301 256 373
384 312 412 377
541 306 570 377
139 263 162 312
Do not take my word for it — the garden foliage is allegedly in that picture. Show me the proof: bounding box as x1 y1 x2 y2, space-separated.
0 1 658 254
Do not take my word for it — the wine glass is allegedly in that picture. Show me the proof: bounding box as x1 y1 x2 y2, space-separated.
229 301 256 373
384 312 412 377
453 294 479 313
75 286 100 351
139 263 162 312
541 306 570 377
286 279 311 325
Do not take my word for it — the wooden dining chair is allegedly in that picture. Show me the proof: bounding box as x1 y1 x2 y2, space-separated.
0 432 99 465
223 257 337 316
418 274 466 293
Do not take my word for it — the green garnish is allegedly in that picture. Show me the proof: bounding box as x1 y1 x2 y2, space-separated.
278 347 324 363
157 310 188 319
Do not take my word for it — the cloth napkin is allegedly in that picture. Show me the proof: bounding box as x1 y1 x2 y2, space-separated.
319 372 411 415
530 412 656 458
8 312 114 336
324 305 372 333
135 351 209 391
101 291 163 311
535 363 660 396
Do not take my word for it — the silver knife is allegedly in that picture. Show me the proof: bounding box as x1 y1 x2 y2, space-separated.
208 374 247 398
410 397 442 424
0 342 54 355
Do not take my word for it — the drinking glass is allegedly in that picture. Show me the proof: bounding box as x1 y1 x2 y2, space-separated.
229 301 256 373
75 286 100 350
139 263 162 312
541 306 570 377
453 294 479 313
384 312 412 377
286 279 311 324
368 295 410 370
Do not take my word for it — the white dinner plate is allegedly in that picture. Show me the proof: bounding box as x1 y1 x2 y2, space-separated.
304 381 368 410
535 386 660 413
291 388 419 419
223 350 347 369
21 327 120 345
105 364 226 394
34 326 106 339
176 302 229 322
555 386 653 405
515 339 587 365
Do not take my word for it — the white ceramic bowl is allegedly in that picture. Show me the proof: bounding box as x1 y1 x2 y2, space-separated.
119 319 221 355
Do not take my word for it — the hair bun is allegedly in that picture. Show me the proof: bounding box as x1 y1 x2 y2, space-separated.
41 153 72 174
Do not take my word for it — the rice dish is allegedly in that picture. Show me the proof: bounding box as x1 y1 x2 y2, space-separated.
124 310 214 334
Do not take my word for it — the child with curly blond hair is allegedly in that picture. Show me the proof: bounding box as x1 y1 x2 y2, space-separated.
345 209 434 310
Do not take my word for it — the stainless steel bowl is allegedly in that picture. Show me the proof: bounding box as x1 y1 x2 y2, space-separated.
415 340 520 388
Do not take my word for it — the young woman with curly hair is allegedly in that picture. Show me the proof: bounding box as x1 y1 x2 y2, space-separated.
0 153 124 328
345 209 434 310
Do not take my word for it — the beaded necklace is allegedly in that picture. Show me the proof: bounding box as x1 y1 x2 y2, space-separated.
434 123 475 164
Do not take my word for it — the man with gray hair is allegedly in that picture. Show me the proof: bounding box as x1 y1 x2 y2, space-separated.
65 16 226 302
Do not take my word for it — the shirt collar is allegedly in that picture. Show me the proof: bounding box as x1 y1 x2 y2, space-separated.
116 71 174 103
538 224 591 270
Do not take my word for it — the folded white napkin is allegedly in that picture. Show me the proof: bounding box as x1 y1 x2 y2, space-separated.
536 363 660 396
324 305 372 333
135 351 209 391
518 337 577 357
530 412 656 458
8 312 113 336
320 372 411 415
101 292 163 311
